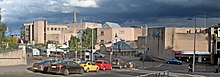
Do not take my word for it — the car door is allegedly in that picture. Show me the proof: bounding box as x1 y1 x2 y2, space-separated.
86 62 90 70
72 62 81 73
104 61 109 69
69 61 79 73
91 62 97 71
65 61 72 72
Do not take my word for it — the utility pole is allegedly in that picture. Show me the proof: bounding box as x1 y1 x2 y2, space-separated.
187 18 197 72
204 13 207 28
80 19 83 59
91 25 94 61
0 8 2 22
73 8 76 23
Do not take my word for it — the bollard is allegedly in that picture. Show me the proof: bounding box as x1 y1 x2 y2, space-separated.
167 70 169 76
164 71 166 76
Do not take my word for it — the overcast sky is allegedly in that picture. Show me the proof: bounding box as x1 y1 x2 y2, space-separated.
1 0 220 30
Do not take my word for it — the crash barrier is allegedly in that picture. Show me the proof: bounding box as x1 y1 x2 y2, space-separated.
137 70 172 77
0 46 27 66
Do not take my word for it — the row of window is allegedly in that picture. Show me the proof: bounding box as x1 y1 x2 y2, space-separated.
186 29 203 33
47 28 67 31
100 30 125 36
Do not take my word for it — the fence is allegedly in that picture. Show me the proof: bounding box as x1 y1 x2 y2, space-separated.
137 70 174 77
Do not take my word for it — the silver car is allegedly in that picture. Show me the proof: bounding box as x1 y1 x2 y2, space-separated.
93 52 105 58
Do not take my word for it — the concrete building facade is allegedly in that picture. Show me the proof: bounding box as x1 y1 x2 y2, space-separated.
97 27 145 44
22 20 102 45
137 27 210 63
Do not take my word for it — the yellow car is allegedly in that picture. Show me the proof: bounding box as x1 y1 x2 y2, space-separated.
80 61 99 72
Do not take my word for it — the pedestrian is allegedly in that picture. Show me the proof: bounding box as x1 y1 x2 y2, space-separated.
188 63 192 73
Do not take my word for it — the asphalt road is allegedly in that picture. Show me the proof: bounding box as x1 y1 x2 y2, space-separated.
0 69 151 77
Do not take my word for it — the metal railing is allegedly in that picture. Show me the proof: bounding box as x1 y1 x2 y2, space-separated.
137 70 173 77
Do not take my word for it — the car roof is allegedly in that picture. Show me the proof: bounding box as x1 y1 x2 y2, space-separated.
95 60 104 61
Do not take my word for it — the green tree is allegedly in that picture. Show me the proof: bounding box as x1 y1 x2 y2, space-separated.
6 37 18 48
81 28 97 49
0 22 7 48
68 35 82 51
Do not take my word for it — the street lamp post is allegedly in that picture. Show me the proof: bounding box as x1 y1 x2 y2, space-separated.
91 25 94 62
115 33 118 57
80 18 85 59
187 18 197 72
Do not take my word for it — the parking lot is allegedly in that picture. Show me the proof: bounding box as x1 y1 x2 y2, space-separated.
0 55 216 77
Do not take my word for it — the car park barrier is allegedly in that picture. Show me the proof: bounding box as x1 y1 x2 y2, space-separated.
136 70 170 77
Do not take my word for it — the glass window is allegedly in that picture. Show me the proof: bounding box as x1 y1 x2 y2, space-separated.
95 61 102 64
80 61 87 64
101 31 104 35
217 42 220 49
104 61 109 64
55 28 57 30
51 28 53 30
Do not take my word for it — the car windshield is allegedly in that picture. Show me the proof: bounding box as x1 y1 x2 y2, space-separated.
52 61 65 64
80 61 87 64
95 61 102 64
36 60 46 63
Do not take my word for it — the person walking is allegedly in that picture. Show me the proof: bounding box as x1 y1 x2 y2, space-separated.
188 63 193 73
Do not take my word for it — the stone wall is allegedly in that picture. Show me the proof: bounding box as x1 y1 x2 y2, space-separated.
0 46 27 66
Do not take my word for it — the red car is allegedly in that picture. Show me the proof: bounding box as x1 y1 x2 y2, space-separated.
95 60 112 70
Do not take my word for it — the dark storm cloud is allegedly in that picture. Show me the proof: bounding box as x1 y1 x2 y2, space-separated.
90 0 220 26
2 0 220 30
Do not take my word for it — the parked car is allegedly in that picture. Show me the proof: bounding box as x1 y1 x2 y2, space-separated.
139 54 155 62
32 59 56 72
112 58 127 69
80 61 99 72
93 52 105 58
166 58 182 65
48 60 84 76
71 58 82 64
95 60 112 70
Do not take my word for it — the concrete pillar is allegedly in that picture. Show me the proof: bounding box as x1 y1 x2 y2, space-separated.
22 45 27 65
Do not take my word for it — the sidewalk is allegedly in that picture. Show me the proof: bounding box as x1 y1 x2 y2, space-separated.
0 56 51 74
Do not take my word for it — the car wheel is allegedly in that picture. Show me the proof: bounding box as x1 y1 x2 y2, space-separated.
32 70 37 72
79 69 84 74
124 65 127 69
43 67 48 73
64 69 70 76
110 67 112 70
96 67 99 72
167 62 169 64
103 67 106 71
86 68 89 73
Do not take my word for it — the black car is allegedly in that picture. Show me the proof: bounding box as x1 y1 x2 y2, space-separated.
112 58 127 69
32 59 56 72
48 60 84 76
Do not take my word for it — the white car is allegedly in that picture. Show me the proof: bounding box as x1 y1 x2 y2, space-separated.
93 52 105 58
